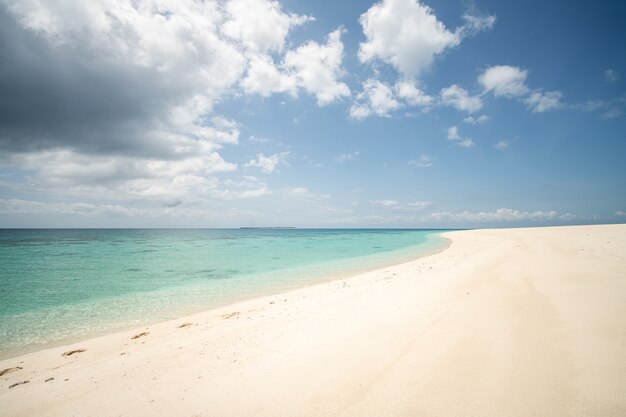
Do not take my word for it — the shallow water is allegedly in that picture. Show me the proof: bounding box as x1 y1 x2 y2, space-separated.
0 228 450 358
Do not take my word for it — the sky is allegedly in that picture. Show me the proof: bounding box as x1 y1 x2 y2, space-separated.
0 0 625 228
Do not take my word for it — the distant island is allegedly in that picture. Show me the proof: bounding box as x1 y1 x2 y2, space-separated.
239 227 297 229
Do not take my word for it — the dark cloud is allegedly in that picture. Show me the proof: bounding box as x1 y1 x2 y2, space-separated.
0 5 235 158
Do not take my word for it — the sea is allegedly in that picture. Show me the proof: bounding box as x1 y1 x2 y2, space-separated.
0 228 450 359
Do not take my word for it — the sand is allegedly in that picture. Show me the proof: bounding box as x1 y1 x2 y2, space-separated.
1 224 625 416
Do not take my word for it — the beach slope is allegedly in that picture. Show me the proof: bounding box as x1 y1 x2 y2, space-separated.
1 225 625 416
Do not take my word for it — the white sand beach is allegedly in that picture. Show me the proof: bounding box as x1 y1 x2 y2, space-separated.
1 224 625 417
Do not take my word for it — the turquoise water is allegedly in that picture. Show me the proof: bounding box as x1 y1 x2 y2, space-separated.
0 229 449 358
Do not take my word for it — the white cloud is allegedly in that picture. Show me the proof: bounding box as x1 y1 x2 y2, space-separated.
447 126 461 141
406 201 432 210
463 114 489 124
478 65 567 114
615 211 626 218
1 0 344 214
358 0 460 78
395 80 433 107
283 187 330 199
248 135 270 143
283 28 350 105
0 0 369 223
458 14 496 36
479 65 529 98
440 85 482 113
371 199 400 207
0 199 153 217
4 115 246 205
222 0 313 53
241 27 350 105
372 199 432 211
217 175 273 199
408 154 433 168
240 55 297 96
604 69 620 83
350 79 401 119
446 126 475 148
427 207 561 223
524 90 563 113
357 0 494 79
335 151 360 164
284 187 311 197
212 187 272 200
244 152 289 173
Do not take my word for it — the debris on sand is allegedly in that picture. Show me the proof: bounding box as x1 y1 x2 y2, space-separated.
62 349 86 357
0 367 22 377
9 380 29 389
131 332 150 340
177 323 193 328
221 312 240 319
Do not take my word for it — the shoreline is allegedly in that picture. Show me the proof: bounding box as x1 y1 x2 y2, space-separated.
1 225 625 416
0 233 451 361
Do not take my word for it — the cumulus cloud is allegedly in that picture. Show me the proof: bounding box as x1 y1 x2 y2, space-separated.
0 0 336 153
478 65 564 113
350 78 434 119
350 79 401 119
358 0 494 79
463 115 490 124
447 126 475 148
440 84 483 113
351 0 493 120
222 0 313 53
0 1 249 157
240 55 298 96
244 152 290 173
0 0 355 216
358 0 460 78
241 27 350 105
395 80 433 107
283 28 350 105
479 65 529 98
2 116 243 205
408 154 433 168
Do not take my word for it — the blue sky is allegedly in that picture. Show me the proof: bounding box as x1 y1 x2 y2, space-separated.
0 0 624 228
